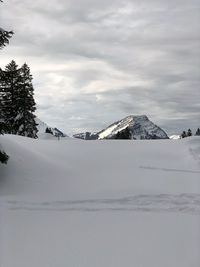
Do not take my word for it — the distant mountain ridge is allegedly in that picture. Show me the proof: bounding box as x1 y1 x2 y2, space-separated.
73 115 169 140
73 132 98 140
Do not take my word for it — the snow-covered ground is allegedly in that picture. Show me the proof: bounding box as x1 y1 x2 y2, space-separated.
0 134 200 267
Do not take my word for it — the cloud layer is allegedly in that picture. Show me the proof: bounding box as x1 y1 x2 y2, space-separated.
0 0 200 135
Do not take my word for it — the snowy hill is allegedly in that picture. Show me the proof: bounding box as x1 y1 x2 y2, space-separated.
0 135 200 267
35 117 67 138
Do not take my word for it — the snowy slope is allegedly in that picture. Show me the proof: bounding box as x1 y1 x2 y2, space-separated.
35 117 49 134
170 134 181 139
35 117 67 138
98 115 169 139
0 135 200 267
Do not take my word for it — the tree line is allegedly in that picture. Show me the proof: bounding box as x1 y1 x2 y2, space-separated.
181 128 200 138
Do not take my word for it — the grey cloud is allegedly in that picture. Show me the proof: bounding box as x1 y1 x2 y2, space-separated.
0 0 200 135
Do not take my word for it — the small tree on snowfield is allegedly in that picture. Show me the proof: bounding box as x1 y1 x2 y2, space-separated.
181 131 187 138
195 128 200 136
0 149 9 163
187 129 192 137
45 127 53 135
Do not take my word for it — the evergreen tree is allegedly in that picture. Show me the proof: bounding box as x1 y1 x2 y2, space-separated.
114 127 131 139
152 134 157 139
0 60 22 134
0 149 9 163
45 127 53 135
181 131 187 138
15 63 38 138
0 98 5 133
195 128 200 136
0 27 13 49
0 0 13 163
123 127 131 139
187 129 192 137
0 62 38 138
115 131 121 139
0 1 13 50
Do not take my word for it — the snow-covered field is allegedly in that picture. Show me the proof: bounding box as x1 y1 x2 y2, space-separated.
0 134 200 267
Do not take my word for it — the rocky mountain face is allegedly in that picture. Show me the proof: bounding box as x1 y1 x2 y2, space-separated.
73 115 169 140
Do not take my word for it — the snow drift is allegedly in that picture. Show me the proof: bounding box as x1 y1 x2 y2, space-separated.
0 135 200 267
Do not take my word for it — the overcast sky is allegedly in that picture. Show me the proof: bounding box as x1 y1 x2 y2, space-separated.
0 0 200 135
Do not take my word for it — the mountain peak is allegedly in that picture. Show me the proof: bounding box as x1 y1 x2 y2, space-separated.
100 115 168 140
126 115 148 120
73 115 169 140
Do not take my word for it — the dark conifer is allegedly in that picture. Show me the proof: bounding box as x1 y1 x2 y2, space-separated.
181 131 187 138
195 128 200 136
0 62 38 138
0 28 13 49
15 63 38 138
123 127 131 139
0 1 13 49
187 129 192 137
0 60 22 134
45 127 53 135
0 1 13 163
115 131 120 139
0 149 9 163
114 127 130 139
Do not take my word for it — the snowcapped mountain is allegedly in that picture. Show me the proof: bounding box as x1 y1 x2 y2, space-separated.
73 115 169 140
35 118 67 138
98 115 168 140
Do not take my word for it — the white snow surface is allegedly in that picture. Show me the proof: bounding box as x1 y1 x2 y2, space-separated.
98 123 119 139
170 134 181 139
0 135 200 267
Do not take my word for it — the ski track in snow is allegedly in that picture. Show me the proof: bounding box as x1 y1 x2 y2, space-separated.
2 194 200 215
139 165 200 174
